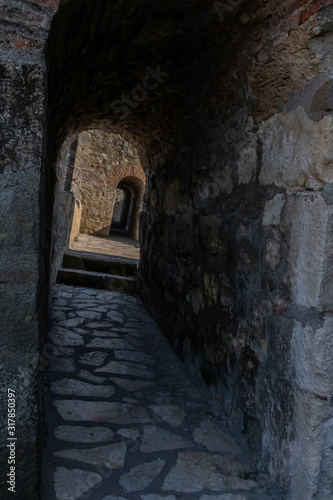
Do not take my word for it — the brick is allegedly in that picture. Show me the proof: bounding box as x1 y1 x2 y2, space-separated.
300 0 333 23
11 37 40 50
269 0 304 28
32 0 59 9
279 10 302 32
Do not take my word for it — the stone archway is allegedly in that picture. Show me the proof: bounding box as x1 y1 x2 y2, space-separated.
110 176 145 241
69 130 145 241
50 129 145 284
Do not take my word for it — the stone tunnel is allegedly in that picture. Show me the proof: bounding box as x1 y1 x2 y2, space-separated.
1 0 333 498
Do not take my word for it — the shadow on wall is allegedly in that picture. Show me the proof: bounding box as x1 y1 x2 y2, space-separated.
51 129 146 285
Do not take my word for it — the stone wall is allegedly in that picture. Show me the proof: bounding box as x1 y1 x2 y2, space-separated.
0 1 58 498
51 133 79 286
137 6 333 498
71 130 145 239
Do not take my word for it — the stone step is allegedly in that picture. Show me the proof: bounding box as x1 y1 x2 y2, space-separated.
56 268 137 293
62 251 137 278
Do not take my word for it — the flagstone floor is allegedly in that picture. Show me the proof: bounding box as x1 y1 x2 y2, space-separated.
40 285 282 500
70 234 140 261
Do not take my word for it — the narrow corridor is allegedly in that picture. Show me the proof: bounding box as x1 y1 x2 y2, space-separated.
40 285 281 500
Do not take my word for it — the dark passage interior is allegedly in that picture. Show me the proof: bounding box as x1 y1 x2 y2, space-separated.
111 186 131 231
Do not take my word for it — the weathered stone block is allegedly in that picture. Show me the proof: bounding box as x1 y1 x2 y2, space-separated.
174 214 193 256
286 193 333 309
163 178 181 215
199 216 223 255
290 388 333 500
265 238 280 270
292 318 333 397
262 194 285 226
259 107 333 191
237 140 257 185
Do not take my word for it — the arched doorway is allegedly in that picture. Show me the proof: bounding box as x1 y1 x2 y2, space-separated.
110 176 145 241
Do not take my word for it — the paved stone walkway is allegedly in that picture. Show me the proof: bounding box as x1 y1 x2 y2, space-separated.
41 285 282 500
70 234 140 261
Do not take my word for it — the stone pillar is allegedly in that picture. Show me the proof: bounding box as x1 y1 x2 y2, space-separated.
0 41 45 500
0 2 57 497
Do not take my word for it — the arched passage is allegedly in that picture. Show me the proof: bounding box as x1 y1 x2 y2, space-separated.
50 129 145 283
39 2 333 498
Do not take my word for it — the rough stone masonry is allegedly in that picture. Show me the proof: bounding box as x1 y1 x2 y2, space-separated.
1 1 333 499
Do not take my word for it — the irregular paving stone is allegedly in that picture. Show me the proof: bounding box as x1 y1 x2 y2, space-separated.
89 306 108 311
58 318 86 328
54 442 126 468
149 405 185 426
54 400 151 424
193 420 241 454
48 358 76 373
162 452 257 493
92 329 120 338
81 289 99 295
51 311 66 321
73 327 90 335
107 311 124 323
72 300 97 305
199 495 250 500
49 329 84 347
77 290 98 296
52 299 68 306
112 327 143 333
55 425 114 443
77 369 107 383
117 428 140 440
96 292 121 301
96 361 154 378
111 378 155 391
86 321 115 329
54 467 102 500
76 310 102 319
87 338 136 350
51 378 115 398
44 344 75 358
72 302 100 308
114 350 155 364
119 459 166 493
141 496 177 500
140 425 194 453
104 304 120 311
101 496 127 500
57 291 74 298
79 351 108 366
